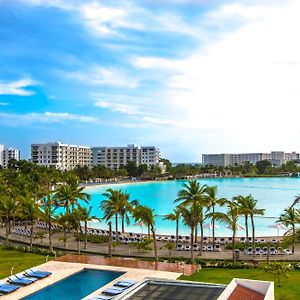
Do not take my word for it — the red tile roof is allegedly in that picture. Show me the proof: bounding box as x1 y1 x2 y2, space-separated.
229 284 265 300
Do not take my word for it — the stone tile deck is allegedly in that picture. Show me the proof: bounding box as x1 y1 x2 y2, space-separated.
1 257 183 300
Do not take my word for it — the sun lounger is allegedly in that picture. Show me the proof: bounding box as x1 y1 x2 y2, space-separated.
8 275 34 286
24 269 48 278
89 296 114 300
30 268 52 276
0 281 20 294
114 280 137 288
102 287 126 296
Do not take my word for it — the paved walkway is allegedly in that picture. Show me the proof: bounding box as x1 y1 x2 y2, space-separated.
1 226 299 261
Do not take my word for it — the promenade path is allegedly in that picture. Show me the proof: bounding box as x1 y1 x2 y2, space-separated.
1 226 300 262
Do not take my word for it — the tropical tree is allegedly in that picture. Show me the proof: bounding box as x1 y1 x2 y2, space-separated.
163 208 181 247
209 200 240 262
175 180 208 255
20 196 41 251
56 212 71 247
100 189 124 234
54 178 90 212
206 185 227 249
132 205 158 261
78 206 98 249
0 193 19 244
118 192 139 233
179 205 198 263
68 207 84 254
263 261 293 287
277 207 300 254
160 241 176 255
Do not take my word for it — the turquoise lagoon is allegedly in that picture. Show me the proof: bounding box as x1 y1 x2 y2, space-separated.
83 177 300 237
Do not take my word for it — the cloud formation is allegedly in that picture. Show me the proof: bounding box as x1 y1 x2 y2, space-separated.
0 78 37 96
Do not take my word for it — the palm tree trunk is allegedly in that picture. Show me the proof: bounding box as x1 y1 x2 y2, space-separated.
176 219 179 248
292 224 295 254
84 220 87 249
48 219 53 253
212 205 215 249
5 218 9 245
245 215 249 242
77 229 80 255
190 227 194 264
251 214 255 256
232 229 236 263
200 221 204 256
115 213 118 235
108 221 112 257
30 223 34 251
148 225 150 239
194 226 198 243
122 215 125 233
151 226 158 261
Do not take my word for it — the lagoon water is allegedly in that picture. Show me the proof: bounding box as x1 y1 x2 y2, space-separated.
84 177 300 237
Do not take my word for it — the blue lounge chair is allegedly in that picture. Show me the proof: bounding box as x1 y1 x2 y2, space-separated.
102 287 126 296
0 281 20 294
8 275 34 286
114 280 136 288
30 268 52 276
88 296 114 300
24 269 48 279
15 273 38 283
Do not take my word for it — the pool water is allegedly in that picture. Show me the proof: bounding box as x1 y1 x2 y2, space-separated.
81 177 300 237
22 269 125 300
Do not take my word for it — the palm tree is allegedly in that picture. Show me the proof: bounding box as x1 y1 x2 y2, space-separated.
21 195 41 251
163 208 181 247
100 189 124 234
277 207 300 253
0 193 19 244
209 200 239 262
205 186 227 249
54 178 90 212
132 205 158 261
56 211 71 248
179 205 198 263
234 195 251 242
245 195 265 252
175 180 208 255
78 206 98 249
118 192 139 233
68 206 84 255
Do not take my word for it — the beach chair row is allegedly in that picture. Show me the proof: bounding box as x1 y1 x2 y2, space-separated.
37 221 63 231
243 247 292 255
0 268 51 296
177 243 221 252
87 279 137 300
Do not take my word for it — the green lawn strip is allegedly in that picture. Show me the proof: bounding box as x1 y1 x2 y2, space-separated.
0 247 49 279
180 268 300 300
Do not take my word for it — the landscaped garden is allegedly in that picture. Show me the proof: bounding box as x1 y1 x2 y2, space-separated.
0 246 50 279
180 267 300 300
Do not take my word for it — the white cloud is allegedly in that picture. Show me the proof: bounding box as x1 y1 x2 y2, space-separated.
0 111 101 126
66 65 139 88
0 78 38 96
0 102 9 106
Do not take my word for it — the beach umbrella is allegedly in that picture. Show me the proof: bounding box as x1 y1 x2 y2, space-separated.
203 223 219 236
133 221 145 234
268 223 286 236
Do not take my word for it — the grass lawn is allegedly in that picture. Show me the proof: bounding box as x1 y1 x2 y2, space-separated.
0 246 50 279
180 267 300 300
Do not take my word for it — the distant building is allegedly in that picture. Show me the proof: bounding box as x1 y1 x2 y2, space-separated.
92 144 161 170
202 151 300 167
0 144 20 168
0 144 4 167
3 147 20 168
31 142 91 170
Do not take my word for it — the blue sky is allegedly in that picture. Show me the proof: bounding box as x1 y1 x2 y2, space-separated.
1 0 300 161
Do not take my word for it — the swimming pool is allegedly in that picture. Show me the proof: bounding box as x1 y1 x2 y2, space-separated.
22 268 125 300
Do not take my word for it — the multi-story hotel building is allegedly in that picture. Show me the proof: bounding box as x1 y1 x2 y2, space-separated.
31 142 91 170
0 144 4 167
92 144 161 170
0 144 20 168
3 147 20 167
202 151 300 167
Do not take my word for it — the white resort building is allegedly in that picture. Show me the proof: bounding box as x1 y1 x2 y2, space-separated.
31 142 91 170
202 151 300 167
0 144 20 168
91 144 161 170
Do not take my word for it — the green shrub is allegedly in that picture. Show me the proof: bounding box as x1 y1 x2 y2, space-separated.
77 234 108 244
